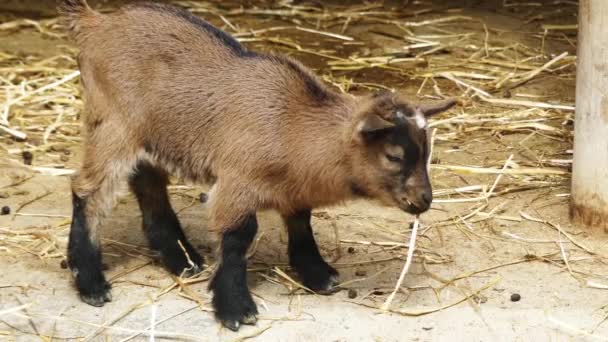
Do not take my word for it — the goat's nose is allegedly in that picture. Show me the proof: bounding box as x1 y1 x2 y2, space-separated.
421 191 432 206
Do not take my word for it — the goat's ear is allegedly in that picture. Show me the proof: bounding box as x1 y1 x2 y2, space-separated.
419 99 457 117
356 113 395 139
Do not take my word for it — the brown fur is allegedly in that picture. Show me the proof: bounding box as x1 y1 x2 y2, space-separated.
61 1 456 238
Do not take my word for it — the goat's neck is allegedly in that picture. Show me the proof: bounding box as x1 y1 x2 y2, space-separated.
295 95 358 200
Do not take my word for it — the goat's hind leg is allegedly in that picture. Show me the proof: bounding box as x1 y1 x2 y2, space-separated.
129 161 203 276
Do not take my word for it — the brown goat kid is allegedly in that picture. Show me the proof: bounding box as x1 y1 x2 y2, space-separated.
60 0 456 331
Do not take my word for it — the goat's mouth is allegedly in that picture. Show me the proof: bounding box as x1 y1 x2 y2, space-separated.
396 197 425 215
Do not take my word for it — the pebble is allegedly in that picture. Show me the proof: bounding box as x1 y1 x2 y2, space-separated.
347 289 358 299
355 270 367 277
347 247 355 254
60 260 68 269
1 206 10 215
199 192 208 203
510 293 521 302
22 151 33 165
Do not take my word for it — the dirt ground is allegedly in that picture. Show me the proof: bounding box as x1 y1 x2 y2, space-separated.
1 0 607 341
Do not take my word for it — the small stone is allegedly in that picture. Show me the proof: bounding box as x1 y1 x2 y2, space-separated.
22 151 33 165
422 326 433 331
347 289 358 299
199 192 208 203
1 206 10 215
355 270 367 277
60 155 70 162
510 293 521 302
347 247 355 254
476 295 488 304
60 260 68 269
503 89 512 98
0 191 9 199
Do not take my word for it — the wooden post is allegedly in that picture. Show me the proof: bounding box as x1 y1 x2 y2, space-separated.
570 0 608 231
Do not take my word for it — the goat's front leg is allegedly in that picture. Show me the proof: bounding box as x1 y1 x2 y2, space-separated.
283 209 339 294
209 213 258 331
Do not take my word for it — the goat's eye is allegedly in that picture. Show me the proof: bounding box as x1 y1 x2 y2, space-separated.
385 154 402 163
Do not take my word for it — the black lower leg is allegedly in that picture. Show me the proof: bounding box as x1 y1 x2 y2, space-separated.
209 214 258 331
68 193 111 306
286 209 339 293
130 162 203 276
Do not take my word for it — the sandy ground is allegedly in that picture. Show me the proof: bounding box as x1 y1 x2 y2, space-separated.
1 0 607 341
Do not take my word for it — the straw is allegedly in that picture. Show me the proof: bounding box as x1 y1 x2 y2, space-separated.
381 216 420 311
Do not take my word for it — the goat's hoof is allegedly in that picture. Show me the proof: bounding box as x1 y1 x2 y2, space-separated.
221 313 257 332
296 262 340 294
80 284 112 307
313 273 341 295
162 248 205 278
222 319 240 331
180 263 204 278
77 274 112 307
214 295 258 332
242 313 258 325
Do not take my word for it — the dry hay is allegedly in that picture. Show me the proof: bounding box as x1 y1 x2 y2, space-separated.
2 0 603 340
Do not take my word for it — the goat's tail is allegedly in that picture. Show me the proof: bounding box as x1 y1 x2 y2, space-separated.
57 0 96 37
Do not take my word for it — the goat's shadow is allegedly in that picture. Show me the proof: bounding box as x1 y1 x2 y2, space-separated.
99 194 216 276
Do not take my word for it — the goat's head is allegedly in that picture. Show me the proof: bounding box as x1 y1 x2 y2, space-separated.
348 92 456 214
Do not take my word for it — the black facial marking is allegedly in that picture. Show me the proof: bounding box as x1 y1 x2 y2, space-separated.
68 193 112 306
129 162 203 277
285 210 339 293
387 127 421 176
209 214 259 331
